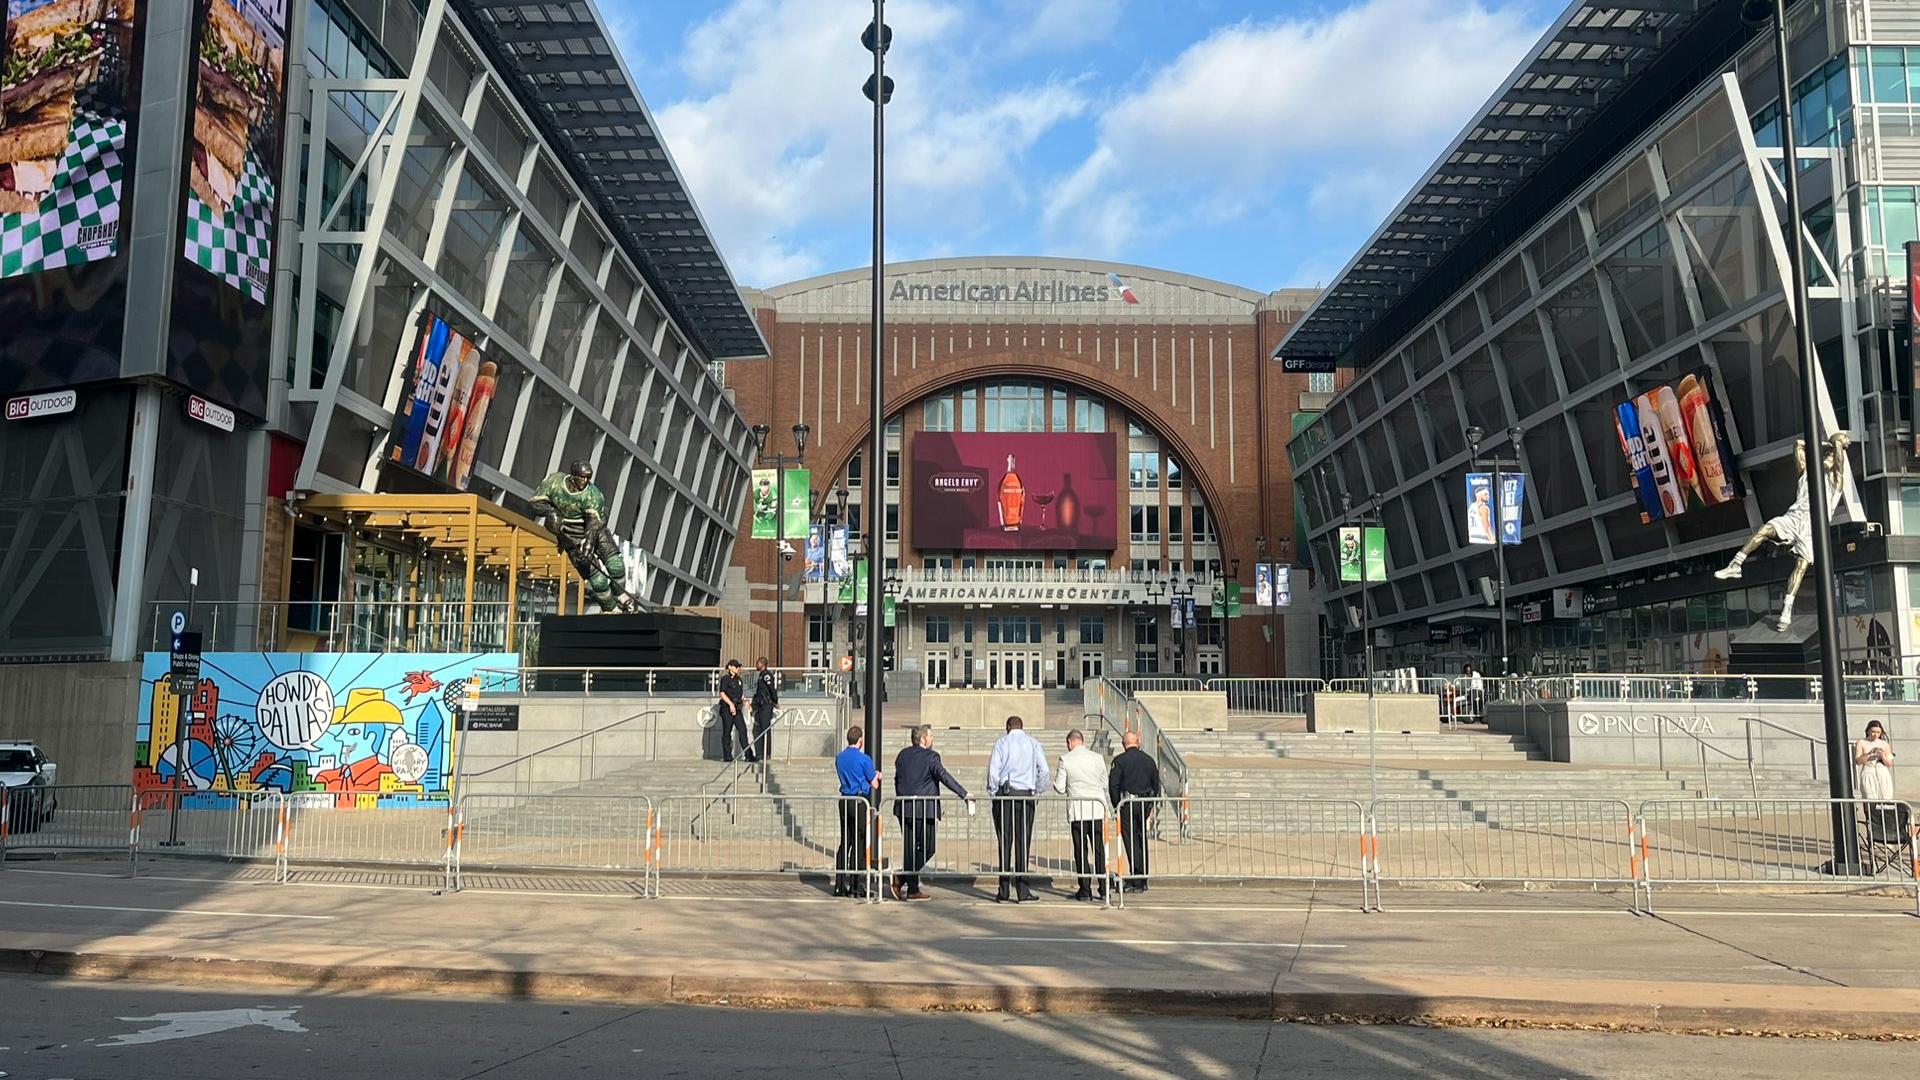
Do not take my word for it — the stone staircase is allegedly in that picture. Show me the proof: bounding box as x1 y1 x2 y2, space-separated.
1179 730 1546 761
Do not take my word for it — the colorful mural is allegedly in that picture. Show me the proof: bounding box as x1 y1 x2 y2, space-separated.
135 652 516 808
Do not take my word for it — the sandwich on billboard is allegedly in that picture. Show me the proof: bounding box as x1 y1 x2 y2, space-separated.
0 0 144 395
1613 370 1740 524
385 313 500 491
182 0 284 305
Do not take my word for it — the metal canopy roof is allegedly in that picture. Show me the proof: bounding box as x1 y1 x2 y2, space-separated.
1274 0 1721 363
460 2 769 360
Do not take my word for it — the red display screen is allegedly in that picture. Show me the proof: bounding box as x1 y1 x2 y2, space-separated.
911 432 1118 550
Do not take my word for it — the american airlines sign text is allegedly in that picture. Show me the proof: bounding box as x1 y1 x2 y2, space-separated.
899 582 1148 605
889 273 1139 306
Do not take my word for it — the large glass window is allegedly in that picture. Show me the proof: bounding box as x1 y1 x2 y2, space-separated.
925 615 951 643
1079 616 1105 644
1129 451 1160 489
984 382 1046 431
1130 505 1161 543
923 395 955 431
1073 398 1106 431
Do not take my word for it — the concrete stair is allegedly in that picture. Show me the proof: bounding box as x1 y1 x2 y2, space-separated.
1178 730 1546 761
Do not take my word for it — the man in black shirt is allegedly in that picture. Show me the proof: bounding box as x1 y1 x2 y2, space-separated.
751 656 779 762
1107 731 1162 892
716 659 753 762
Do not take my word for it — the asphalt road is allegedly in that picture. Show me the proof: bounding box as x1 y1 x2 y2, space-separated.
0 974 1909 1080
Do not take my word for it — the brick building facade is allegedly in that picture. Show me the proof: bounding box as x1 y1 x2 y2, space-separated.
722 257 1319 683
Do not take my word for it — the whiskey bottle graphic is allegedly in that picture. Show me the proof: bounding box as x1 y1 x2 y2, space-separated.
998 453 1025 531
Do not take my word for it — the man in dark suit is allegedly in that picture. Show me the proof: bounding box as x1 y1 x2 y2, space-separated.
891 724 973 901
750 656 779 761
1108 731 1162 892
716 660 752 762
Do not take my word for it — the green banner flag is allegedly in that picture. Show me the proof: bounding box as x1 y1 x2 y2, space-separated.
782 467 810 538
1338 526 1361 582
883 595 897 628
1210 580 1226 618
1226 580 1242 618
837 561 869 605
750 468 777 539
1364 526 1387 582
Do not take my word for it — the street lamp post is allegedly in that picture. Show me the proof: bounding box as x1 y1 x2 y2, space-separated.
750 422 809 670
1256 535 1270 676
1341 494 1382 808
1144 574 1167 678
831 485 849 679
862 0 893 778
1465 424 1523 689
1225 558 1241 676
1170 575 1197 676
1742 0 1856 867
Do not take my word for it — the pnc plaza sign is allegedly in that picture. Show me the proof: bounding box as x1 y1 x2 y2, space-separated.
1575 712 1718 736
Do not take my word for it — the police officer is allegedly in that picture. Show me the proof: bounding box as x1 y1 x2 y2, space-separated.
717 660 753 762
751 656 779 762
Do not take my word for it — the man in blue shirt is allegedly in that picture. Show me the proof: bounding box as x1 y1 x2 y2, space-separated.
986 716 1049 902
833 725 878 898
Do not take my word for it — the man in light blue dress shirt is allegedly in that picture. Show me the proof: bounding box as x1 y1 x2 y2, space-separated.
987 716 1049 902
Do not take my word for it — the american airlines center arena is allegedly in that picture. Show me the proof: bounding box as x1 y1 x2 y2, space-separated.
722 258 1322 687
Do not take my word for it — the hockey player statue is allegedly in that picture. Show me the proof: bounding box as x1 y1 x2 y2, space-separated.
1713 432 1851 632
530 460 639 613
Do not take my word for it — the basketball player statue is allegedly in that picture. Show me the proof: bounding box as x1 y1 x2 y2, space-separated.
1713 432 1851 632
530 460 638 613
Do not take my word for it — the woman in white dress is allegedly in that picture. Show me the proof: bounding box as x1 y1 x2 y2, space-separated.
1853 720 1895 802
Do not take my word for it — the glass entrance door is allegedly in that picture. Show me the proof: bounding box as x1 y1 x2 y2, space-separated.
1080 651 1104 682
925 651 949 689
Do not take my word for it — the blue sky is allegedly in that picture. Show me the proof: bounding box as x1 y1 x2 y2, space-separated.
605 0 1564 291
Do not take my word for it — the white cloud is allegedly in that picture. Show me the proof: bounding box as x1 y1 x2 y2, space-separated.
1045 0 1546 258
1006 0 1122 54
643 0 1089 285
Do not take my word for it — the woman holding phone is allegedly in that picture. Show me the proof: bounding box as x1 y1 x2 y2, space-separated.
1854 720 1895 802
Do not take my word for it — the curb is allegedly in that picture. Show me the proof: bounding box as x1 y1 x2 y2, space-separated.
3 947 1916 1037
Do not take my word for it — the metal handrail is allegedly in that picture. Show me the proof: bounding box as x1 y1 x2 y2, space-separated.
454 709 664 799
1654 714 1747 799
1742 716 1822 792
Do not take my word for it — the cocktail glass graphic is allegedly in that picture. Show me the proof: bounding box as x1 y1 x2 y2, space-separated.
1033 491 1056 529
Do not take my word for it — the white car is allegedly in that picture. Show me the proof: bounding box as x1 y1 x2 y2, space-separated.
1 740 57 833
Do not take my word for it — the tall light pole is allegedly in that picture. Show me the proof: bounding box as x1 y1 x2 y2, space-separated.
1341 494 1381 808
1226 558 1240 676
862 1 893 779
750 422 809 669
1465 424 1522 688
1742 0 1856 867
1170 575 1198 676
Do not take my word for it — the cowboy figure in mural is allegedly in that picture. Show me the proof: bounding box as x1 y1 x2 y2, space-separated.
530 460 637 613
1714 432 1851 632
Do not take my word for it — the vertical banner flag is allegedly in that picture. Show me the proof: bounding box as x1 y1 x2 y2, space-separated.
1275 566 1293 608
782 467 811 539
750 469 777 538
827 525 851 581
1363 527 1387 583
1226 580 1242 618
884 595 896 628
1184 597 1198 630
838 561 869 605
1911 241 1920 455
1171 599 1185 630
803 524 825 583
1499 474 1525 545
1465 473 1495 545
1678 373 1737 504
1211 580 1226 619
1338 527 1362 582
1254 562 1274 607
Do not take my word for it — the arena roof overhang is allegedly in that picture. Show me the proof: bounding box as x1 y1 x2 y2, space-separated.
458 2 768 360
1273 0 1752 368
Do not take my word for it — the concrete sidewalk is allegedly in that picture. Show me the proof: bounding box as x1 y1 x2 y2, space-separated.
1 860 1917 1036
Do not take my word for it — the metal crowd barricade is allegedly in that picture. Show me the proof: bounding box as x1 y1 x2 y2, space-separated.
131 788 284 863
1636 798 1920 914
1368 798 1639 904
277 796 451 877
452 794 656 895
1206 677 1323 717
0 784 138 870
881 795 1085 900
655 793 877 899
1112 796 1371 909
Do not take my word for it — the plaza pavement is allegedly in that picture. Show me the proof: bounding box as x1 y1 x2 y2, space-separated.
1 857 1917 1036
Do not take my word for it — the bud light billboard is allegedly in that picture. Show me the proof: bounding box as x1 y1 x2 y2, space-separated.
912 432 1117 550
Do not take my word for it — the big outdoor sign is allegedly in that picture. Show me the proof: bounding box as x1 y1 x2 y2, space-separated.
912 432 1118 551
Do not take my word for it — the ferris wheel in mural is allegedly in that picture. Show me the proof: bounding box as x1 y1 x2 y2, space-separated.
210 714 264 791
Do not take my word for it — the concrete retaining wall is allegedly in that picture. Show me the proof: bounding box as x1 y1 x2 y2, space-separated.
920 689 1047 729
1308 693 1441 733
1132 691 1228 731
0 662 141 787
1489 698 1918 794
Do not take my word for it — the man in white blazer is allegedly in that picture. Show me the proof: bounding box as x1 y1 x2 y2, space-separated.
1052 729 1111 902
